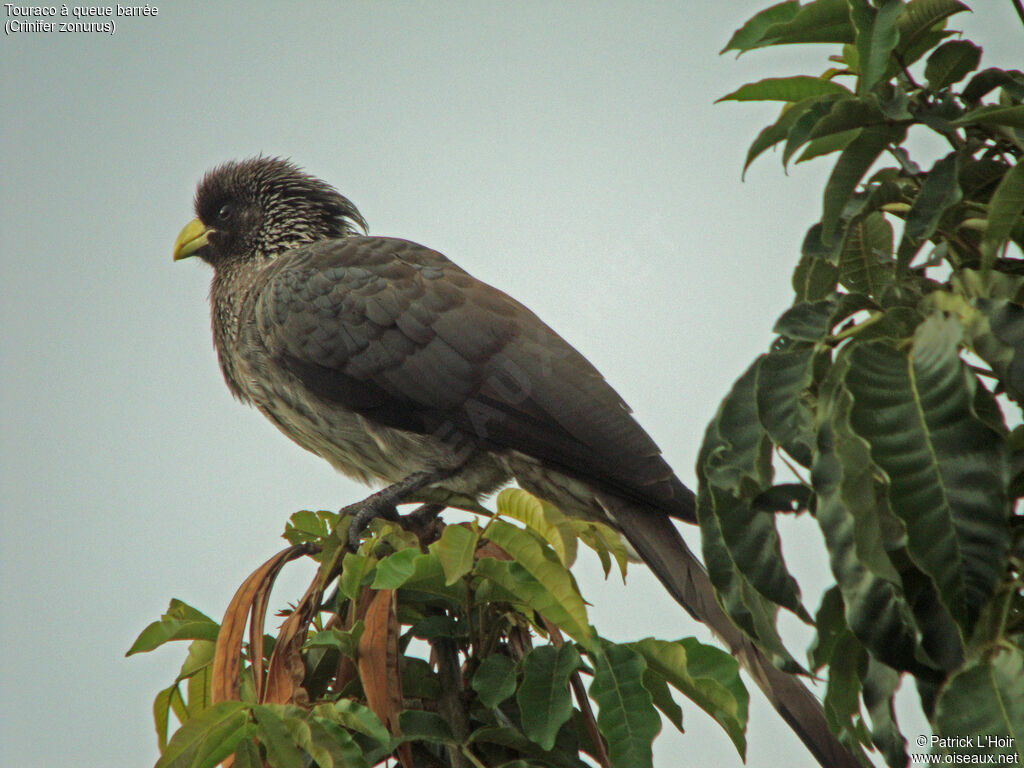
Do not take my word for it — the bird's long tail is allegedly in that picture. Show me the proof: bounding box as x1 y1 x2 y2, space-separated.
601 497 861 768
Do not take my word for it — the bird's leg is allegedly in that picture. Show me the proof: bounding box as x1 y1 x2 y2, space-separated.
343 470 452 549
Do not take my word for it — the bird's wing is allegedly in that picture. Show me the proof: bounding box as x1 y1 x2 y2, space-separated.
251 236 693 519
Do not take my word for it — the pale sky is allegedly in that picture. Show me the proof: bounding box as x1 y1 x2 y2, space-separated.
2 3 1020 767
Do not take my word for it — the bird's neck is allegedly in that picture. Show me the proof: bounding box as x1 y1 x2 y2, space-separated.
209 260 265 401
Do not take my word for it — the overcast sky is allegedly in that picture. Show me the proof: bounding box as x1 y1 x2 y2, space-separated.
2 3 1020 767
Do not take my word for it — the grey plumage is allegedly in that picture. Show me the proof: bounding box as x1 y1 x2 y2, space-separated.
174 157 855 767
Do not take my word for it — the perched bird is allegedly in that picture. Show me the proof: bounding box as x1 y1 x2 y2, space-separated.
174 157 853 767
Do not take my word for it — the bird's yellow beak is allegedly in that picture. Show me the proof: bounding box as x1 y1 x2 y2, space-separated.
173 218 210 261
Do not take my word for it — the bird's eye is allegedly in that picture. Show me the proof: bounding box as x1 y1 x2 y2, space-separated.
216 202 235 222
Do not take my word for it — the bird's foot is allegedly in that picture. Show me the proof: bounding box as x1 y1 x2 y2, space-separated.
343 471 451 550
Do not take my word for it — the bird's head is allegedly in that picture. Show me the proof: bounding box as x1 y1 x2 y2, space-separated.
172 157 367 267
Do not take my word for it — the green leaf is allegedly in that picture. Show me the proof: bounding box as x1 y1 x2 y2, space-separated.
756 343 817 467
156 701 252 768
370 548 421 589
893 0 969 64
517 645 581 750
952 105 1024 129
304 718 369 768
339 552 374 601
699 362 811 639
809 100 885 139
844 315 1010 631
754 0 854 48
127 599 220 655
793 225 841 301
840 211 895 294
231 738 262 768
796 128 860 164
572 519 629 580
822 632 871 747
850 0 902 95
973 298 1024 401
719 75 851 103
742 97 836 176
934 646 1024 761
631 638 747 757
721 1 800 54
253 705 305 768
589 644 660 768
315 700 392 752
642 671 683 734
154 684 186 751
480 520 592 646
862 659 907 768
822 125 905 243
430 522 479 585
898 152 962 266
498 488 578 567
981 163 1024 269
472 653 518 710
813 377 949 674
962 68 1024 105
924 40 981 90
397 710 456 744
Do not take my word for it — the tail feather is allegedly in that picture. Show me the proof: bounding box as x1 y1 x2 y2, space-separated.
600 496 861 768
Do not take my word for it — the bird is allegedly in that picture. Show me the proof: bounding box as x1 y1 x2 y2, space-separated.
173 156 855 768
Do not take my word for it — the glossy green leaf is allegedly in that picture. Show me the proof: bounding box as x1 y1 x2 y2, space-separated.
571 518 629 580
793 224 841 301
721 1 800 54
498 488 578 567
397 710 456 744
156 701 252 768
952 105 1024 129
981 163 1024 269
898 152 962 267
796 128 859 164
430 522 479 585
370 548 421 589
813 376 947 674
631 638 748 757
590 644 660 768
472 653 518 709
850 0 902 95
476 522 592 646
517 645 581 750
822 632 871 747
231 738 262 768
154 684 186 752
742 96 852 176
893 0 969 63
253 705 305 768
642 671 683 734
315 700 392 752
698 362 811 641
962 68 1024 104
924 40 981 90
840 211 895 294
974 298 1024 401
127 599 219 655
756 343 816 467
844 315 1010 631
339 552 374 601
861 659 907 768
720 75 851 103
305 719 368 768
753 0 854 48
934 646 1024 761
808 99 884 139
822 125 905 242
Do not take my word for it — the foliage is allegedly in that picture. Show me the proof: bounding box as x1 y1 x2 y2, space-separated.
709 0 1024 765
129 490 749 768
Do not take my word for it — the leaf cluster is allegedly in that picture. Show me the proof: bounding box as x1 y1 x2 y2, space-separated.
129 490 749 768
708 1 1024 765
